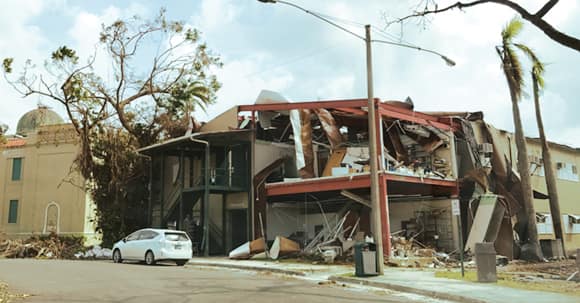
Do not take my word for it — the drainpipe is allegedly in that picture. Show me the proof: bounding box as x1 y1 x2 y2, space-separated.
190 135 210 257
136 153 153 227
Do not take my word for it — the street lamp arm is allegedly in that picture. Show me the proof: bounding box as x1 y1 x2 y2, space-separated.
258 0 365 41
371 39 456 66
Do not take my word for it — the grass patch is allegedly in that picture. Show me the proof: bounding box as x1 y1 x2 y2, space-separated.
435 270 580 296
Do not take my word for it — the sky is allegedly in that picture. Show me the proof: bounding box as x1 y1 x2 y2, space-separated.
0 0 579 147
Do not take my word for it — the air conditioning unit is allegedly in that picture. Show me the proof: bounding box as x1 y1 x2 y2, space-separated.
477 143 493 154
528 155 541 165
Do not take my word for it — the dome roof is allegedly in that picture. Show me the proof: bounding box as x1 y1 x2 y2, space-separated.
16 106 64 135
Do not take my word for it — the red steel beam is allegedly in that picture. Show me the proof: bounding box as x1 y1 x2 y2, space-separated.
238 99 369 112
265 173 457 196
266 174 370 196
239 99 453 131
378 172 390 259
379 104 452 130
333 107 368 116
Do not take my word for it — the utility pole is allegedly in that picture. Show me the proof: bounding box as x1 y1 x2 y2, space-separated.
257 0 454 275
366 24 385 275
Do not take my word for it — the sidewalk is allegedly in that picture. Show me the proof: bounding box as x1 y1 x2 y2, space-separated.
188 257 579 303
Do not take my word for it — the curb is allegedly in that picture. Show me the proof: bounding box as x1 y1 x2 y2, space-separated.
329 276 487 303
188 262 306 276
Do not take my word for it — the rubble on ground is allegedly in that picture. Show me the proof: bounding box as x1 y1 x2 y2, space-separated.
0 232 107 260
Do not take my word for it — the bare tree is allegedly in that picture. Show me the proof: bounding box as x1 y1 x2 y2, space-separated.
2 8 222 246
3 8 221 178
0 123 7 144
387 1 580 53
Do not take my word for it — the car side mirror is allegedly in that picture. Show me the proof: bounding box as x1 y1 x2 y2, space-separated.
122 237 127 243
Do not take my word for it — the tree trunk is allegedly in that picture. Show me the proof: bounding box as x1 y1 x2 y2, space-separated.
533 73 566 257
503 59 543 261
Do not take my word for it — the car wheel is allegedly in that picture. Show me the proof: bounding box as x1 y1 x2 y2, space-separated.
112 249 123 263
145 250 156 265
175 260 187 266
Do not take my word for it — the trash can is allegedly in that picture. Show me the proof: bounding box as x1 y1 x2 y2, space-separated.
475 242 497 282
354 242 378 277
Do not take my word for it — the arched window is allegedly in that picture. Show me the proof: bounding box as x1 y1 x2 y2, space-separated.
43 202 61 234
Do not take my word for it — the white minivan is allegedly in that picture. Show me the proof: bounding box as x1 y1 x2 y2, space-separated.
112 228 192 266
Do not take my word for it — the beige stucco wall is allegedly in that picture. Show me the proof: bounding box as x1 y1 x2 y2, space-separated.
0 124 97 241
471 121 580 254
527 140 580 254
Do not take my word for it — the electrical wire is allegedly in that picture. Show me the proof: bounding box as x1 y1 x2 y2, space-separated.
242 42 343 79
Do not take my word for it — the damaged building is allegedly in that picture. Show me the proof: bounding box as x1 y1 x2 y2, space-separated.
139 91 580 261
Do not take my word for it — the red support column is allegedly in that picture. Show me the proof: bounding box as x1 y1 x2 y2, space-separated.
373 99 391 260
379 173 390 259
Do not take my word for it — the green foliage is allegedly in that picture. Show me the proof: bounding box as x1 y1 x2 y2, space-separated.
2 58 12 73
502 18 523 42
514 43 545 90
2 8 222 247
497 18 526 101
497 17 546 100
51 46 79 64
89 128 149 247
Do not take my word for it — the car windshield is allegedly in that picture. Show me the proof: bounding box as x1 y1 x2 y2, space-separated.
164 232 189 241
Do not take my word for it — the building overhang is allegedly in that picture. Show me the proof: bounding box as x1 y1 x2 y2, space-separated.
265 172 458 197
138 129 253 155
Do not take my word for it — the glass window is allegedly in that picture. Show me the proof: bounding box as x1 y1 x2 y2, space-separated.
164 232 189 241
139 230 158 240
126 231 142 241
11 158 22 181
8 200 18 223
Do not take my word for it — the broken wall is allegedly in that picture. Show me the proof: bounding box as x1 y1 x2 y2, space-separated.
254 140 297 178
200 107 239 133
265 204 366 247
389 199 458 252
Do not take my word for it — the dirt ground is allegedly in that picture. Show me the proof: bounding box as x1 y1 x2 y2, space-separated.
499 259 578 279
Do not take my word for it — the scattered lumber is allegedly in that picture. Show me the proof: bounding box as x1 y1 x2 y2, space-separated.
269 236 300 260
0 232 86 259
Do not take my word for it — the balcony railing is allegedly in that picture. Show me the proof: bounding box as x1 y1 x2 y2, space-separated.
196 167 247 189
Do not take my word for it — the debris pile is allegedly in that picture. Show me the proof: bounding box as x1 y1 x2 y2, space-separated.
389 236 452 268
302 211 359 263
0 232 90 259
229 236 301 260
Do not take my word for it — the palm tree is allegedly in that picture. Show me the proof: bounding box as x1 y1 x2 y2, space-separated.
495 18 543 261
518 51 567 257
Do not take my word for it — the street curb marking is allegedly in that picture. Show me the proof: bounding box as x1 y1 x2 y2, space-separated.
329 276 488 303
188 262 306 276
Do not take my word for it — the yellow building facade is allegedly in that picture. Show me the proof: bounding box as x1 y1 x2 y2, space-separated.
0 107 97 242
527 138 580 254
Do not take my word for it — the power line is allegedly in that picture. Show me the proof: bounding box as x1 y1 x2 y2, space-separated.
243 42 343 79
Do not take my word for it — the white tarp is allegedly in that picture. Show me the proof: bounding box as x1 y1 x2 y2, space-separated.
255 90 305 171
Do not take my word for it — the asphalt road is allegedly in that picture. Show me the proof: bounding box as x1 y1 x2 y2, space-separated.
0 259 441 303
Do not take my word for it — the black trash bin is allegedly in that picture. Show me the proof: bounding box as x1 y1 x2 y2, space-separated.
354 242 378 277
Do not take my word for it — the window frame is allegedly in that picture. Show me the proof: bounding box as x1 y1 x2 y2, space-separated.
8 200 19 224
563 214 580 234
535 213 553 234
11 158 23 181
